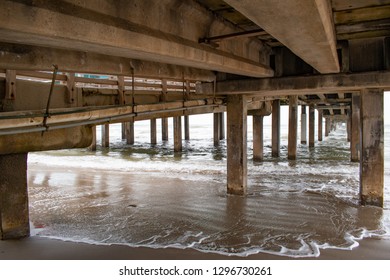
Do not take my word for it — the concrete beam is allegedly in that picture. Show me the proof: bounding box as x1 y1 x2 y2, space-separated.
0 153 29 239
198 71 390 96
224 0 339 73
227 95 247 195
0 1 273 78
0 126 92 155
0 43 216 81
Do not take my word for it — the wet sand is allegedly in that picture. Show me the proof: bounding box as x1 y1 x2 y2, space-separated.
1 236 390 260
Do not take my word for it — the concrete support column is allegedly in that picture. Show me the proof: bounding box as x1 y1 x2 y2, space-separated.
325 118 330 137
360 89 384 207
301 105 307 144
253 115 264 161
173 116 182 152
161 118 168 141
0 153 30 239
288 96 298 160
101 124 110 147
347 113 351 142
219 112 225 140
351 93 361 162
227 95 247 195
309 105 315 148
89 125 97 151
272 99 280 157
318 110 323 142
184 115 190 141
150 118 157 145
121 123 126 140
126 121 134 145
214 113 220 146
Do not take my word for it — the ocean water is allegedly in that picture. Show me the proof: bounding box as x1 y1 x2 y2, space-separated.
27 111 390 258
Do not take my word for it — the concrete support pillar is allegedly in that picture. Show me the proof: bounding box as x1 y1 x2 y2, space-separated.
121 123 126 140
309 105 315 148
214 113 220 146
318 110 323 142
126 121 134 145
288 96 298 160
360 89 384 207
173 116 182 152
184 115 190 141
0 153 30 239
227 95 247 195
325 118 330 137
219 113 225 140
150 118 157 145
347 113 351 142
272 99 280 157
89 125 97 151
161 118 168 141
101 124 110 147
301 105 307 144
253 115 264 161
351 93 361 162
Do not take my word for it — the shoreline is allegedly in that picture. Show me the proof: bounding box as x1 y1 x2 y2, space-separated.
1 236 390 260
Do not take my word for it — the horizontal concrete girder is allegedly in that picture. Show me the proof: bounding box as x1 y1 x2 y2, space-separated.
197 71 390 96
224 0 340 74
0 43 216 81
0 1 273 78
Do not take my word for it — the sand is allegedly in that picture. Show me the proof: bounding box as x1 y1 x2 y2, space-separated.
1 236 390 260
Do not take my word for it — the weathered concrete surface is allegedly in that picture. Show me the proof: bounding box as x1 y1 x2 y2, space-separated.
0 43 216 82
351 93 361 162
253 115 264 161
213 113 220 146
301 106 307 144
288 96 298 160
0 126 92 155
360 89 384 207
0 153 29 239
224 0 340 73
272 100 280 157
227 95 247 195
101 124 110 148
184 116 190 141
309 105 315 148
150 119 157 144
0 0 273 78
161 118 168 141
173 116 182 152
318 110 323 141
198 71 390 96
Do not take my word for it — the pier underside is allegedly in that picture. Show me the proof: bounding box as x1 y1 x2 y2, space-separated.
1 0 390 239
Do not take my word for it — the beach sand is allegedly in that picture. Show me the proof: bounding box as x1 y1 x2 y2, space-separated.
1 236 390 260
